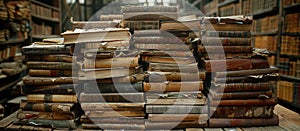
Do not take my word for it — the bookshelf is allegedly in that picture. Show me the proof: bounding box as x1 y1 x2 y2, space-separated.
29 0 61 42
200 0 300 112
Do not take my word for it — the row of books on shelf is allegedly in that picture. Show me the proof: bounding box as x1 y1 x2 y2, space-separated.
252 0 277 14
284 13 300 33
202 0 217 15
253 35 277 53
0 45 19 61
277 81 300 107
31 3 59 20
31 22 53 36
252 15 278 33
5 0 30 21
278 58 300 77
284 0 300 6
281 35 300 55
242 0 252 15
219 3 240 17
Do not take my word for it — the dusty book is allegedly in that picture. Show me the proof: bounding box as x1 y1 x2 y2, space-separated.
83 82 143 93
208 90 273 100
121 20 160 30
79 67 142 80
197 45 253 53
142 56 196 64
146 62 197 73
134 36 190 44
134 30 190 37
26 61 79 70
148 114 208 122
20 102 79 113
71 21 119 29
80 92 144 102
210 97 278 106
61 28 131 44
210 82 271 93
201 15 252 24
17 110 78 120
80 103 144 111
21 84 76 94
121 6 177 13
145 71 205 82
123 12 178 21
28 69 75 77
203 31 251 37
212 74 279 84
160 19 201 31
214 66 279 77
83 56 139 69
210 105 274 118
84 110 145 118
145 120 207 130
201 37 251 46
146 105 207 114
80 116 144 124
17 119 78 129
80 73 145 83
27 94 78 103
22 75 76 85
135 43 193 51
80 40 130 49
140 50 194 57
143 81 203 92
82 123 145 130
25 54 74 63
99 14 123 21
209 115 279 127
22 44 74 55
146 97 206 105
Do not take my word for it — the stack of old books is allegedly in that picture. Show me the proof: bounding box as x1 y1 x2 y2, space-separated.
15 40 81 130
62 25 145 130
121 6 178 31
199 16 279 127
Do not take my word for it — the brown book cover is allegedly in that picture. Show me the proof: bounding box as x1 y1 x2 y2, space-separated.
210 106 274 118
72 21 119 29
146 97 206 105
121 6 177 13
201 15 252 24
213 74 279 84
121 20 160 30
134 30 190 37
22 75 76 85
201 52 253 59
198 45 253 53
79 67 142 80
146 91 203 99
205 23 252 31
29 69 74 77
209 90 273 100
83 56 139 69
27 94 78 103
210 97 278 106
160 20 201 32
134 36 190 44
214 67 279 77
99 14 123 21
140 50 193 57
80 103 144 111
142 56 196 64
147 62 198 72
135 43 193 51
27 61 79 70
17 110 77 120
22 84 76 94
25 54 74 63
85 110 145 118
80 92 144 102
83 82 143 93
82 123 145 130
145 120 207 129
145 71 205 82
83 73 145 83
82 40 130 49
204 31 251 37
204 58 270 72
148 114 208 122
20 102 78 113
201 37 251 46
211 82 271 93
144 81 203 92
123 12 178 21
22 44 74 55
209 115 279 127
80 116 145 124
146 105 207 114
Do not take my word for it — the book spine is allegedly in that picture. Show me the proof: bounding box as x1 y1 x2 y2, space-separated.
85 110 145 118
201 37 251 46
20 102 75 113
84 82 143 93
80 92 145 102
124 12 178 21
210 97 278 106
212 82 271 93
27 62 77 70
142 56 196 64
146 105 207 114
80 117 145 124
121 6 177 13
80 103 144 111
209 90 273 100
146 72 205 82
210 106 274 118
93 74 145 84
213 75 279 83
140 51 194 57
209 115 279 127
29 69 74 77
122 21 160 30
26 55 74 63
83 41 130 49
72 21 118 29
22 45 73 55
22 76 76 85
82 123 145 130
27 94 78 103
20 119 78 129
134 30 189 37
146 98 206 105
83 57 139 69
134 37 190 44
214 67 279 77
204 31 251 37
198 46 253 53
148 114 208 122
144 81 203 92
145 120 207 130
17 111 75 120
22 84 76 94
135 43 192 51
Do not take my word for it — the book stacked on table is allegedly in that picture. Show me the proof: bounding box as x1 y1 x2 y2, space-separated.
199 16 280 127
120 6 178 31
15 39 81 130
62 24 145 130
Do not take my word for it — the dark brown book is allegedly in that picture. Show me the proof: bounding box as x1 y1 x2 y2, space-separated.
79 67 142 80
85 110 145 118
72 21 119 29
83 82 143 93
22 76 76 85
148 114 208 122
22 44 74 55
82 40 130 49
17 110 76 120
146 97 206 105
201 16 252 24
201 37 251 46
140 50 193 57
198 45 253 53
145 120 207 130
209 90 273 100
121 20 160 30
22 84 76 94
210 106 274 118
121 6 177 13
25 54 74 63
86 73 145 83
204 31 251 37
27 61 78 70
83 56 139 69
147 63 198 72
209 115 279 127
146 105 207 114
213 74 279 84
201 52 253 59
134 36 190 44
80 103 144 111
210 97 278 106
84 50 137 59
29 69 74 77
146 91 203 99
144 81 203 92
134 30 190 37
204 58 270 72
135 43 193 51
17 119 78 129
80 116 145 124
160 20 201 32
82 123 145 130
211 82 271 93
80 92 144 102
205 23 252 31
142 56 196 64
123 12 178 21
214 67 279 77
145 71 205 82
27 94 78 103
20 102 78 113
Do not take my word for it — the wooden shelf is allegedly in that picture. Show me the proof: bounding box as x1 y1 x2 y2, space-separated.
283 3 300 11
280 54 300 59
282 32 300 36
32 35 60 39
280 75 300 83
31 0 60 11
0 68 27 92
0 38 26 45
252 31 278 36
217 0 239 7
31 14 59 23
